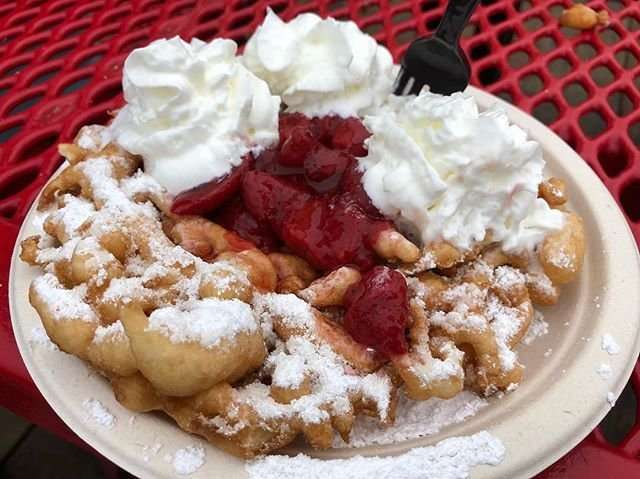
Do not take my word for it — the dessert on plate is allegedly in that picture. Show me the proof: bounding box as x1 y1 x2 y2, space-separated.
20 10 585 458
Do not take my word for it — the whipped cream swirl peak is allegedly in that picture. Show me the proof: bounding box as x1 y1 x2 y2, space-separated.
110 37 280 195
358 91 565 252
243 9 395 118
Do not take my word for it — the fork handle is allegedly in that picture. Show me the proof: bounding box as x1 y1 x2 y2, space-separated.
435 0 481 47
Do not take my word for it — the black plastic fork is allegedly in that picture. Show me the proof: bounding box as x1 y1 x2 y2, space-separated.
394 0 481 96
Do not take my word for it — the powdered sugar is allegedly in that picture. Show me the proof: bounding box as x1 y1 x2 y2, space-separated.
32 274 97 323
166 445 206 475
549 250 572 269
402 250 436 274
493 265 525 292
607 392 616 407
29 324 59 351
102 277 151 305
207 292 394 431
335 391 487 447
484 294 523 371
421 263 530 375
141 442 163 462
247 431 505 479
78 156 136 211
430 309 487 331
35 236 80 264
92 321 126 344
268 351 307 389
82 398 115 429
32 209 50 234
522 311 548 345
596 364 612 380
359 373 393 420
76 124 111 150
408 341 464 384
228 335 393 425
121 170 165 199
525 272 556 297
254 293 316 332
48 194 95 239
147 298 258 348
601 334 620 355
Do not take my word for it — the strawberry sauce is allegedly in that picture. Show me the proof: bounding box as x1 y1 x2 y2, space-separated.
169 113 411 356
173 113 394 272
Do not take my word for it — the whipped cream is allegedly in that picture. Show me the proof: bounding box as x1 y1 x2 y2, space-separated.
243 9 395 118
110 37 280 195
358 91 565 252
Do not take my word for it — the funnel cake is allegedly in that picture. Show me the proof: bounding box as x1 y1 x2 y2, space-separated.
21 127 399 457
21 107 584 458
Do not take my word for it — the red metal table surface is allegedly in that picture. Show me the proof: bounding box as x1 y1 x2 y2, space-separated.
0 0 639 477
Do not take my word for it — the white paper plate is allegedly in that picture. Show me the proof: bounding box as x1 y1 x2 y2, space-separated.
9 87 640 479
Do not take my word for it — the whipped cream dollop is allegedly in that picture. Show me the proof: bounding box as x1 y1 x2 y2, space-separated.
110 37 280 195
358 92 565 252
243 9 395 118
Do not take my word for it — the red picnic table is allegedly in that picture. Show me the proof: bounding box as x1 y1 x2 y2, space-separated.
1 0 639 477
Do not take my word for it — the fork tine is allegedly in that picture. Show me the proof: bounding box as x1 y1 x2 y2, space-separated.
408 78 423 95
393 67 411 96
403 77 416 96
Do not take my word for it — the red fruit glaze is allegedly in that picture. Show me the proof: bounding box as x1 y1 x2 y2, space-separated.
213 197 280 252
171 156 252 216
279 127 317 167
281 195 390 271
303 145 350 193
340 161 384 219
172 113 392 272
344 266 409 356
279 113 313 146
242 170 312 230
329 117 370 156
242 170 391 271
239 115 395 271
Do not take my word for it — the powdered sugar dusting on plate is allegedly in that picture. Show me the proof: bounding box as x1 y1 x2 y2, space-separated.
596 364 612 380
141 442 163 462
165 445 205 475
522 311 548 345
601 334 620 355
247 431 505 479
29 325 59 351
335 391 488 448
82 398 115 429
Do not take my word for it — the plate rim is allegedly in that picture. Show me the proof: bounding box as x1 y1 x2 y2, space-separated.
9 85 640 479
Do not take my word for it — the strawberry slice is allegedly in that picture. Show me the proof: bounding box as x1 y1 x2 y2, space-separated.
171 156 252 216
344 266 409 356
242 170 312 230
303 145 351 193
213 197 280 252
279 127 317 167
